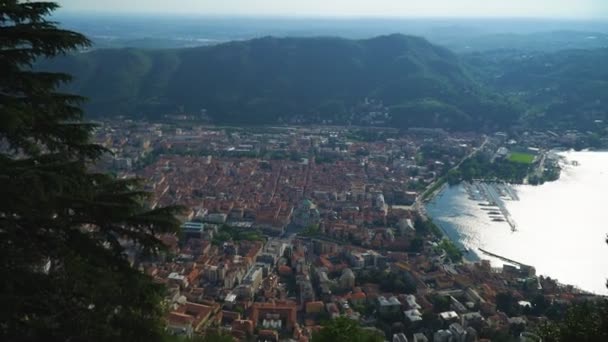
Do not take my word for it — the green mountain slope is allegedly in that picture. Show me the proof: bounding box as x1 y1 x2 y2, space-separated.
38 34 518 130
465 48 608 130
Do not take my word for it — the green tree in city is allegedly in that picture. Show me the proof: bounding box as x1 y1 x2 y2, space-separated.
531 238 608 341
163 332 235 342
312 317 384 342
536 300 608 342
0 1 182 341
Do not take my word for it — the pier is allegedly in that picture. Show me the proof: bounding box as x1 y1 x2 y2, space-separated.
478 248 529 268
466 181 518 232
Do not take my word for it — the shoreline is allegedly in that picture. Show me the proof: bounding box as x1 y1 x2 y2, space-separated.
425 184 604 295
425 153 608 296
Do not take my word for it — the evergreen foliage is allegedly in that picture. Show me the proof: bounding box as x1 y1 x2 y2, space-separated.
0 2 182 340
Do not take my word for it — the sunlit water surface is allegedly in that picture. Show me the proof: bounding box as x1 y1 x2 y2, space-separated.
426 151 608 295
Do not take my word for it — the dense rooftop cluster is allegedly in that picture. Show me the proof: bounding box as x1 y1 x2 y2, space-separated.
94 121 602 341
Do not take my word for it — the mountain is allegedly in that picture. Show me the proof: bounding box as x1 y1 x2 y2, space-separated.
38 34 518 130
465 48 608 130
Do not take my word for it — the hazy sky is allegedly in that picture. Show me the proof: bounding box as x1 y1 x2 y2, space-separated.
56 0 608 19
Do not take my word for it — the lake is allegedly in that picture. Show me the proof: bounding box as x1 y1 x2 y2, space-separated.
426 151 608 295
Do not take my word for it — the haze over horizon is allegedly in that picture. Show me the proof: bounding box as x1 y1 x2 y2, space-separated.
55 0 608 19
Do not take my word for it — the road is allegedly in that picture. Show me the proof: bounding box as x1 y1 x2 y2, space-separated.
526 152 546 184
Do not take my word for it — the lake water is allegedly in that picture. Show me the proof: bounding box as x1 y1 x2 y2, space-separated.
426 151 608 295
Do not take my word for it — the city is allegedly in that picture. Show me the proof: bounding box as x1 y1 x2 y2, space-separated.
94 119 604 341
4 1 608 341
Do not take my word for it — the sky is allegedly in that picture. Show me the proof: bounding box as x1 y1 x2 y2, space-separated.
56 0 608 19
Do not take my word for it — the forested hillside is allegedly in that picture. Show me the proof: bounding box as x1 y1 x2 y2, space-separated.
465 48 608 130
39 33 608 131
38 34 519 130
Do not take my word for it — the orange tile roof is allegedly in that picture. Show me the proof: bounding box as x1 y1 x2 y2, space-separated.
351 292 367 300
167 312 194 326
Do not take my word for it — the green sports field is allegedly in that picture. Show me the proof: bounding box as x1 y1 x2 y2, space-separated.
508 152 536 164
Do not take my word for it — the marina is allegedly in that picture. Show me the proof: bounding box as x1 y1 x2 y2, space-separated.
464 181 518 232
426 151 608 295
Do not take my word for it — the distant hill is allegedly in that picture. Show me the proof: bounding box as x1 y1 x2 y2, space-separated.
38 34 519 130
465 48 608 130
56 15 608 53
438 31 608 53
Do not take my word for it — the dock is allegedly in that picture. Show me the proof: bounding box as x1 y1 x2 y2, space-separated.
470 182 518 232
478 248 529 268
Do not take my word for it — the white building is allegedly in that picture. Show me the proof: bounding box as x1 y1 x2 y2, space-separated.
433 329 452 342
393 333 409 342
405 309 423 323
406 294 422 310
